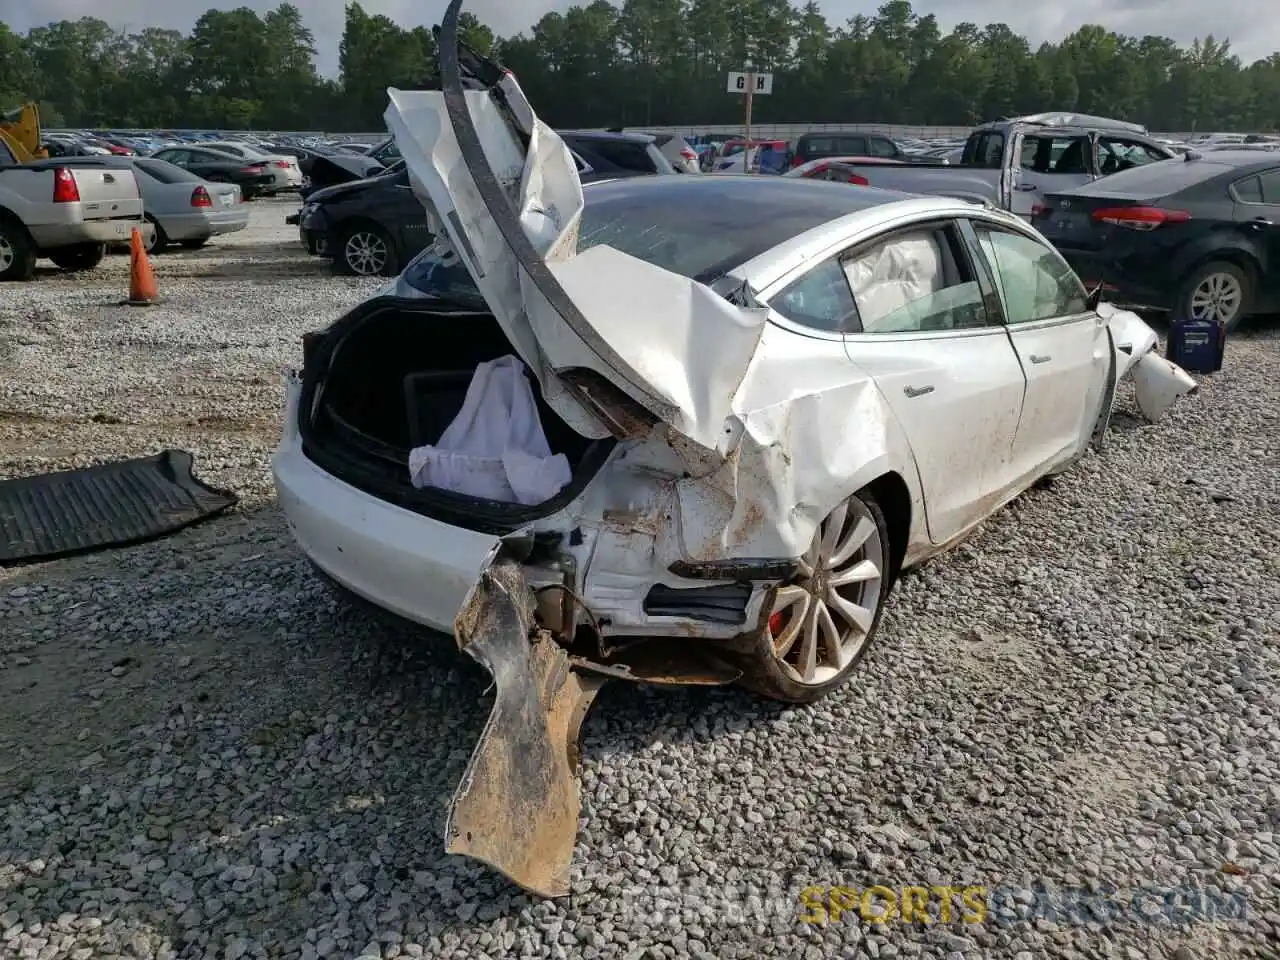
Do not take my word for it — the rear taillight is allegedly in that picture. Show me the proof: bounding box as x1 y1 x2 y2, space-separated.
680 147 696 160
1091 206 1191 231
1031 203 1050 218
191 185 212 207
848 173 870 186
791 155 803 167
240 165 265 176
273 160 289 168
52 167 80 203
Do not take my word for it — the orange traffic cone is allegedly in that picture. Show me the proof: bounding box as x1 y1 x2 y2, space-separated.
124 226 159 306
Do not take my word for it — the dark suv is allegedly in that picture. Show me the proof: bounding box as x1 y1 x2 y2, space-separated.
790 131 907 169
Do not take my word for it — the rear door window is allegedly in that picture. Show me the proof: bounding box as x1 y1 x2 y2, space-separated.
868 137 899 158
967 132 1005 168
581 140 656 173
135 158 201 183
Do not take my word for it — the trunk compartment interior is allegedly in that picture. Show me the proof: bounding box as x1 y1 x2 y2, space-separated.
301 303 614 528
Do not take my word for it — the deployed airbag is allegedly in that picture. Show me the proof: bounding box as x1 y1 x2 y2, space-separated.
844 232 944 333
408 355 572 504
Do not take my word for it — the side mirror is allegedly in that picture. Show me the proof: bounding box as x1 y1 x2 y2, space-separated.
1086 282 1105 311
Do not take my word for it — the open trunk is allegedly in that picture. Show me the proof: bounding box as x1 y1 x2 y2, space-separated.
298 300 615 533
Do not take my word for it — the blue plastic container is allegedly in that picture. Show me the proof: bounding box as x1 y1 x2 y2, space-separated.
1165 317 1225 374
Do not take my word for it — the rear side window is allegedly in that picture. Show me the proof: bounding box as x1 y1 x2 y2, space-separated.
135 158 201 183
1021 136 1089 174
868 137 898 158
1233 175 1263 203
967 132 1005 168
1235 168 1280 203
581 140 655 173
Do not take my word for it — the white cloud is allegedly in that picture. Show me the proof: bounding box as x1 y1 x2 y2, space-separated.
5 0 1275 76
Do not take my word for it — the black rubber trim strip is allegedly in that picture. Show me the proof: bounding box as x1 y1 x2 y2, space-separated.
668 558 799 582
436 0 668 418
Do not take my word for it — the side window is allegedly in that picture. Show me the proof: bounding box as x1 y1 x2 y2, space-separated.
162 149 190 165
770 258 858 333
1233 175 1263 203
588 141 654 173
1097 137 1163 174
974 225 1089 323
868 137 898 158
1258 169 1280 202
837 136 869 155
843 227 988 334
969 132 1004 168
1049 137 1089 174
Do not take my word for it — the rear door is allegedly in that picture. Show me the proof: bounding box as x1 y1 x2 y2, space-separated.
1007 132 1094 220
968 218 1110 480
833 220 1026 542
1230 166 1280 307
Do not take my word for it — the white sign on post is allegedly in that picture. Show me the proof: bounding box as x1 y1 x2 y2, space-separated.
726 71 774 95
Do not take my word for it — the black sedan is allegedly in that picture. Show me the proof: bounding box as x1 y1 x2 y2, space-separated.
1037 150 1280 331
149 146 275 201
296 162 432 277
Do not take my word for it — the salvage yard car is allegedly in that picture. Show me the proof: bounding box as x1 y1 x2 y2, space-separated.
1037 149 1280 332
272 1 1196 902
830 113 1176 219
0 137 154 280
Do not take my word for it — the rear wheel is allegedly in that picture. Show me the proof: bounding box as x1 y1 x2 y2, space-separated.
48 243 106 272
0 218 37 282
737 492 891 704
144 214 169 253
334 223 397 277
1176 260 1252 333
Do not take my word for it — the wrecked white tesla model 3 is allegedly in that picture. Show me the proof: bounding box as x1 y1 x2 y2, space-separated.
272 0 1195 900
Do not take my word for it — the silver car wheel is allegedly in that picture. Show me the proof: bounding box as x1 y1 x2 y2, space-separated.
1189 271 1243 325
767 496 885 685
344 231 388 276
0 234 13 273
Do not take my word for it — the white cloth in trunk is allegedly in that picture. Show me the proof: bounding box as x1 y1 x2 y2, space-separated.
407 355 572 504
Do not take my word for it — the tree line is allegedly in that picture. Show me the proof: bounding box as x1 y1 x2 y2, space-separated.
1 0 1278 134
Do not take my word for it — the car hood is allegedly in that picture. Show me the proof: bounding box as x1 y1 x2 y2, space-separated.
303 174 385 204
384 62 768 451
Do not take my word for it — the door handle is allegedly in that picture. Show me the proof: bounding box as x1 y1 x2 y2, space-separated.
1030 354 1052 364
903 385 935 398
1015 183 1038 191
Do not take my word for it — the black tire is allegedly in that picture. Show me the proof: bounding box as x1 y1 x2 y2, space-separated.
736 491 893 705
0 217 37 281
179 238 209 250
333 222 398 277
144 214 169 253
48 243 106 272
1174 259 1252 334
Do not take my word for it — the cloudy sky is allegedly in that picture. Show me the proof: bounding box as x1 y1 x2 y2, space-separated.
5 0 1275 75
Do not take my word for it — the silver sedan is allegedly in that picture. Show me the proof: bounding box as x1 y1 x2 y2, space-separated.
131 157 248 252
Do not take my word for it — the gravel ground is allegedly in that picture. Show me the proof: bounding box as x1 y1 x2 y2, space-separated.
1 198 1278 960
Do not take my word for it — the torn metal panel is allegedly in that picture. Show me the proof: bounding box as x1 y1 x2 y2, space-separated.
1097 303 1197 421
446 558 604 898
1132 351 1198 421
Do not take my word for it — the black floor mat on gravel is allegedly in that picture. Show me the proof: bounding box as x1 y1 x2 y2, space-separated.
0 450 238 565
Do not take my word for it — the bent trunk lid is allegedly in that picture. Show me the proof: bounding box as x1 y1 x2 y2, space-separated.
384 52 766 451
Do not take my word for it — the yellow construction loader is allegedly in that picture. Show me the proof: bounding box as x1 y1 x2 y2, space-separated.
0 103 49 162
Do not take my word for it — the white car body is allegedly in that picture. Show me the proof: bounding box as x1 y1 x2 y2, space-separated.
272 74 1195 651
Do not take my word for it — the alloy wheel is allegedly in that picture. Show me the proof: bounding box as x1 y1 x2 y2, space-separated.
766 496 885 685
344 231 388 276
1189 271 1242 325
0 234 13 274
